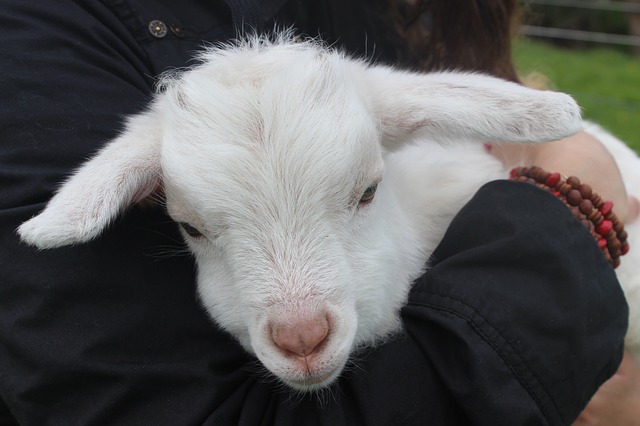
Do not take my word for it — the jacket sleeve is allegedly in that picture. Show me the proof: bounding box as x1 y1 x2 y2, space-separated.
402 180 628 425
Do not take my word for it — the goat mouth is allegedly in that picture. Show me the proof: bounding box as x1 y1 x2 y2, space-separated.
285 368 340 390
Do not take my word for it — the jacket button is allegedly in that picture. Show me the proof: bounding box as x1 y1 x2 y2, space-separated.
170 25 185 38
148 20 168 38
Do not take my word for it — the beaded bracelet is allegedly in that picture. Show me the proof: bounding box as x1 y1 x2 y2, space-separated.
509 166 629 268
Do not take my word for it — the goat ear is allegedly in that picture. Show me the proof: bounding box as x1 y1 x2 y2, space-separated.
18 108 162 249
365 67 582 150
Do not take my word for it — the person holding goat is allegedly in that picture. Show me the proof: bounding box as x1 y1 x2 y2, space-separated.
0 0 637 424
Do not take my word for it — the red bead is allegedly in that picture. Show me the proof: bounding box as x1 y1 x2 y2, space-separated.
622 244 630 255
596 219 613 235
597 238 607 249
545 172 561 187
600 201 614 216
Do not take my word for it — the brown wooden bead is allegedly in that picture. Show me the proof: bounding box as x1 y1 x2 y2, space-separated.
578 199 594 215
578 184 593 199
570 206 582 218
529 166 544 181
609 239 622 251
559 183 572 195
567 176 581 188
566 189 582 206
587 210 602 222
614 221 624 234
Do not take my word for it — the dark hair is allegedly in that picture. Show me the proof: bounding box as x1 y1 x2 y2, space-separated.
385 0 521 82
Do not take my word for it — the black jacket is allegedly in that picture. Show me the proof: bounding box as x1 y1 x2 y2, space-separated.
0 1 628 424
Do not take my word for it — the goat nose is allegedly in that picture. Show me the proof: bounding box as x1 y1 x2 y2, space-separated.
271 315 329 357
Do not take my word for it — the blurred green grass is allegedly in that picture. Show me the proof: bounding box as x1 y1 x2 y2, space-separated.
513 38 640 152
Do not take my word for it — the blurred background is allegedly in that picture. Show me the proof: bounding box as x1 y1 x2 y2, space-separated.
515 0 640 152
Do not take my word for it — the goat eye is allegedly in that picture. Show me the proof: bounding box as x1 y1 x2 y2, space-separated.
179 222 203 238
359 184 378 205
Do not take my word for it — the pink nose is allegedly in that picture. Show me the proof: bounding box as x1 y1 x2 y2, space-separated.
271 315 330 358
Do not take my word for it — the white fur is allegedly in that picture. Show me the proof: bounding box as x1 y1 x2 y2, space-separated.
18 35 598 391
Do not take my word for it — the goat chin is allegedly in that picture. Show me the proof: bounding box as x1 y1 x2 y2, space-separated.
18 33 638 391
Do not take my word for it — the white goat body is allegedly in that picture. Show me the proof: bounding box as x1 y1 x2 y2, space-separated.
388 128 640 358
20 36 617 391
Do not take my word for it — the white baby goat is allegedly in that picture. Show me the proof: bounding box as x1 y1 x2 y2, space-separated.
21 35 626 391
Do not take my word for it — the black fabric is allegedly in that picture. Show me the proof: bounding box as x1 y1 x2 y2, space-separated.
0 1 628 425
407 181 627 425
225 0 263 33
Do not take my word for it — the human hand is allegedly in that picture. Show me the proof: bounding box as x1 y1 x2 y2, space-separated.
572 351 640 425
490 130 633 222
